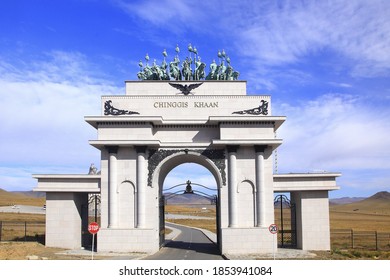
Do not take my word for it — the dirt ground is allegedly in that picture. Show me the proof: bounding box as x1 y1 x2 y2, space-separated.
0 242 105 260
2 241 390 260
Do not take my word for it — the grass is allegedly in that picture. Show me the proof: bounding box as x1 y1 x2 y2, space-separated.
0 212 45 222
2 190 390 259
0 189 45 207
330 209 390 232
165 204 216 217
164 204 390 259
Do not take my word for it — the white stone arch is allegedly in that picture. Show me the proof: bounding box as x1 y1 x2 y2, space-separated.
150 149 224 193
150 149 224 249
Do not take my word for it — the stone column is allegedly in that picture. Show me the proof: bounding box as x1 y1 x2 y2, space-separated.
107 146 119 228
255 145 267 227
136 146 147 228
227 145 239 228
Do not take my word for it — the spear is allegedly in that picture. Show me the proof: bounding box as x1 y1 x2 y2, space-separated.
145 53 150 66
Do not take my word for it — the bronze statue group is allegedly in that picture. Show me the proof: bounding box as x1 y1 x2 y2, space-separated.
137 44 240 81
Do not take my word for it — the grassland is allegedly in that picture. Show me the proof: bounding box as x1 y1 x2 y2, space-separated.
1 190 390 259
0 189 45 207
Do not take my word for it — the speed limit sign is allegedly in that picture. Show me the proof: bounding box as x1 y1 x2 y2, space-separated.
269 224 278 260
269 224 278 234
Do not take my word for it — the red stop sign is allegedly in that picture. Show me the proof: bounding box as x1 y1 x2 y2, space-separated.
88 222 100 234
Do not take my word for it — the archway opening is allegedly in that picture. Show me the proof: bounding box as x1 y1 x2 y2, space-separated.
274 192 297 248
161 162 219 249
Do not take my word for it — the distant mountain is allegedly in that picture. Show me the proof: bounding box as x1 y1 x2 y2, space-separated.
330 197 366 205
0 188 45 207
367 191 390 200
330 191 390 215
164 193 215 205
12 190 46 198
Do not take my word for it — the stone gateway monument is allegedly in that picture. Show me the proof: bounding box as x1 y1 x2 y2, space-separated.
34 47 340 255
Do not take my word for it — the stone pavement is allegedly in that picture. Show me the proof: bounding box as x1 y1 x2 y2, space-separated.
225 248 317 260
56 248 147 260
166 223 317 260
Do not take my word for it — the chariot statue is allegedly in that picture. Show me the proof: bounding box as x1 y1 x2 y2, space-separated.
137 45 239 81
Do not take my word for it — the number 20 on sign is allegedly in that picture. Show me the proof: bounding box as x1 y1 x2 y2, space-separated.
269 224 278 260
269 224 278 234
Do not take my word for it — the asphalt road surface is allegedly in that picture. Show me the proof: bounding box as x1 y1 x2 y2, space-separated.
0 205 45 214
145 223 224 260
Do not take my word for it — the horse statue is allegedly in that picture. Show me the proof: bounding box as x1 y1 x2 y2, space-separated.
194 62 206 80
182 58 192 80
206 60 219 80
152 62 163 80
169 59 181 80
160 61 169 80
136 47 240 81
143 66 156 80
232 71 240 80
137 71 146 80
218 61 227 80
225 65 234 80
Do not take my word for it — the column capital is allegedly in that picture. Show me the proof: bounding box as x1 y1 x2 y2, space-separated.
105 145 119 154
254 145 268 153
135 145 147 154
227 145 240 153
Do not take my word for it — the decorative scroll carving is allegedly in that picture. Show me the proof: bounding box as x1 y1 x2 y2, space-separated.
104 100 140 116
147 148 226 186
232 100 269 115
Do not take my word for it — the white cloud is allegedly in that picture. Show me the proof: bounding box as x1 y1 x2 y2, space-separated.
274 93 390 196
275 94 390 172
116 0 206 34
235 1 390 77
0 51 122 191
329 82 353 88
118 0 390 91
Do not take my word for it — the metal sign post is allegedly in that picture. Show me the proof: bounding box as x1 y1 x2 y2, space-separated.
269 224 278 260
88 222 100 260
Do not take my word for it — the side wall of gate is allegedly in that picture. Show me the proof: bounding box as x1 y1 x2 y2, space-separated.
291 190 331 250
33 175 100 249
219 145 276 255
273 173 341 251
98 146 160 253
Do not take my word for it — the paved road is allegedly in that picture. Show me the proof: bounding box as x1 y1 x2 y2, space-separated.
0 205 45 214
145 223 224 260
165 213 214 220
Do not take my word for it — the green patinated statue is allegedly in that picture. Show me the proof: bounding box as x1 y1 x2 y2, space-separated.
137 45 239 81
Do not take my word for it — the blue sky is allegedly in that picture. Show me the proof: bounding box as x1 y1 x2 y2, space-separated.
0 0 389 198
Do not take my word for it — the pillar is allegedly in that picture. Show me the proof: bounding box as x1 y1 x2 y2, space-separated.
227 145 239 228
136 146 147 228
107 146 119 228
255 145 267 227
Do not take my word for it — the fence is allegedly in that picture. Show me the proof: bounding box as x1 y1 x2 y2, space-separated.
331 229 390 251
2 220 390 252
0 221 45 243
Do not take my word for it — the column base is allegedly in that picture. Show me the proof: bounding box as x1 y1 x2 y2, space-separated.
97 228 159 254
220 227 275 255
